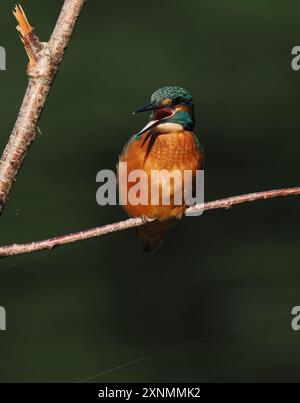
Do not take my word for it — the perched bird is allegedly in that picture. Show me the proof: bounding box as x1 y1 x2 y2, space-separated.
118 86 203 252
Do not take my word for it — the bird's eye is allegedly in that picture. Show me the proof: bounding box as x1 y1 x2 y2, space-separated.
173 96 183 105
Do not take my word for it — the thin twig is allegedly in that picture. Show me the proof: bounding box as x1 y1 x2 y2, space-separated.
0 1 86 216
0 187 299 258
13 4 42 68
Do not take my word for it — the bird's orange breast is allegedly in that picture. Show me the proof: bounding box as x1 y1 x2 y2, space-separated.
118 129 202 221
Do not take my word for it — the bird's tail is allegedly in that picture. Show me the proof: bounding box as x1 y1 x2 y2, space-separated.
137 219 176 253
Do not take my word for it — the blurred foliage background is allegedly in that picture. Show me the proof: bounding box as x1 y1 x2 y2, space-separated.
0 0 299 382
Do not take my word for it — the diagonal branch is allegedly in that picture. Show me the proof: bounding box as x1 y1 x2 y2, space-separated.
0 0 86 217
0 187 299 258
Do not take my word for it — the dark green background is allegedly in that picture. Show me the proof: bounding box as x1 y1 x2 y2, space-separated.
0 0 299 382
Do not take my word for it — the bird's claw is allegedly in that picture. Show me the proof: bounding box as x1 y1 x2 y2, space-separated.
141 215 150 224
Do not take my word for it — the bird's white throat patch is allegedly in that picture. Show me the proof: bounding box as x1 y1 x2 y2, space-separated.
155 122 183 133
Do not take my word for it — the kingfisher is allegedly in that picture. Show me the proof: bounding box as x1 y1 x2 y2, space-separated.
118 86 203 252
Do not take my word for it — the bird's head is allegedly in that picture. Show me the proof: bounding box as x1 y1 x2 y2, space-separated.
134 86 195 136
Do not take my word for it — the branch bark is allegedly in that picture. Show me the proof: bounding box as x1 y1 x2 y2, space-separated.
0 1 86 216
0 187 299 258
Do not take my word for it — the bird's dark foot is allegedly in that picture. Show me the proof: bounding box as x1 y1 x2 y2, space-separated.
141 215 150 224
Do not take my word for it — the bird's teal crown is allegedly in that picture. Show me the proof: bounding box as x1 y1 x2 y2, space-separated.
151 86 193 106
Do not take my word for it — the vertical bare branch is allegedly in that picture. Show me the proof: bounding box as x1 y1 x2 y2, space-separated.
0 0 86 216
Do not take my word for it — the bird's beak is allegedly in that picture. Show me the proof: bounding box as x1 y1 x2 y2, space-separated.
134 102 164 114
133 104 175 137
